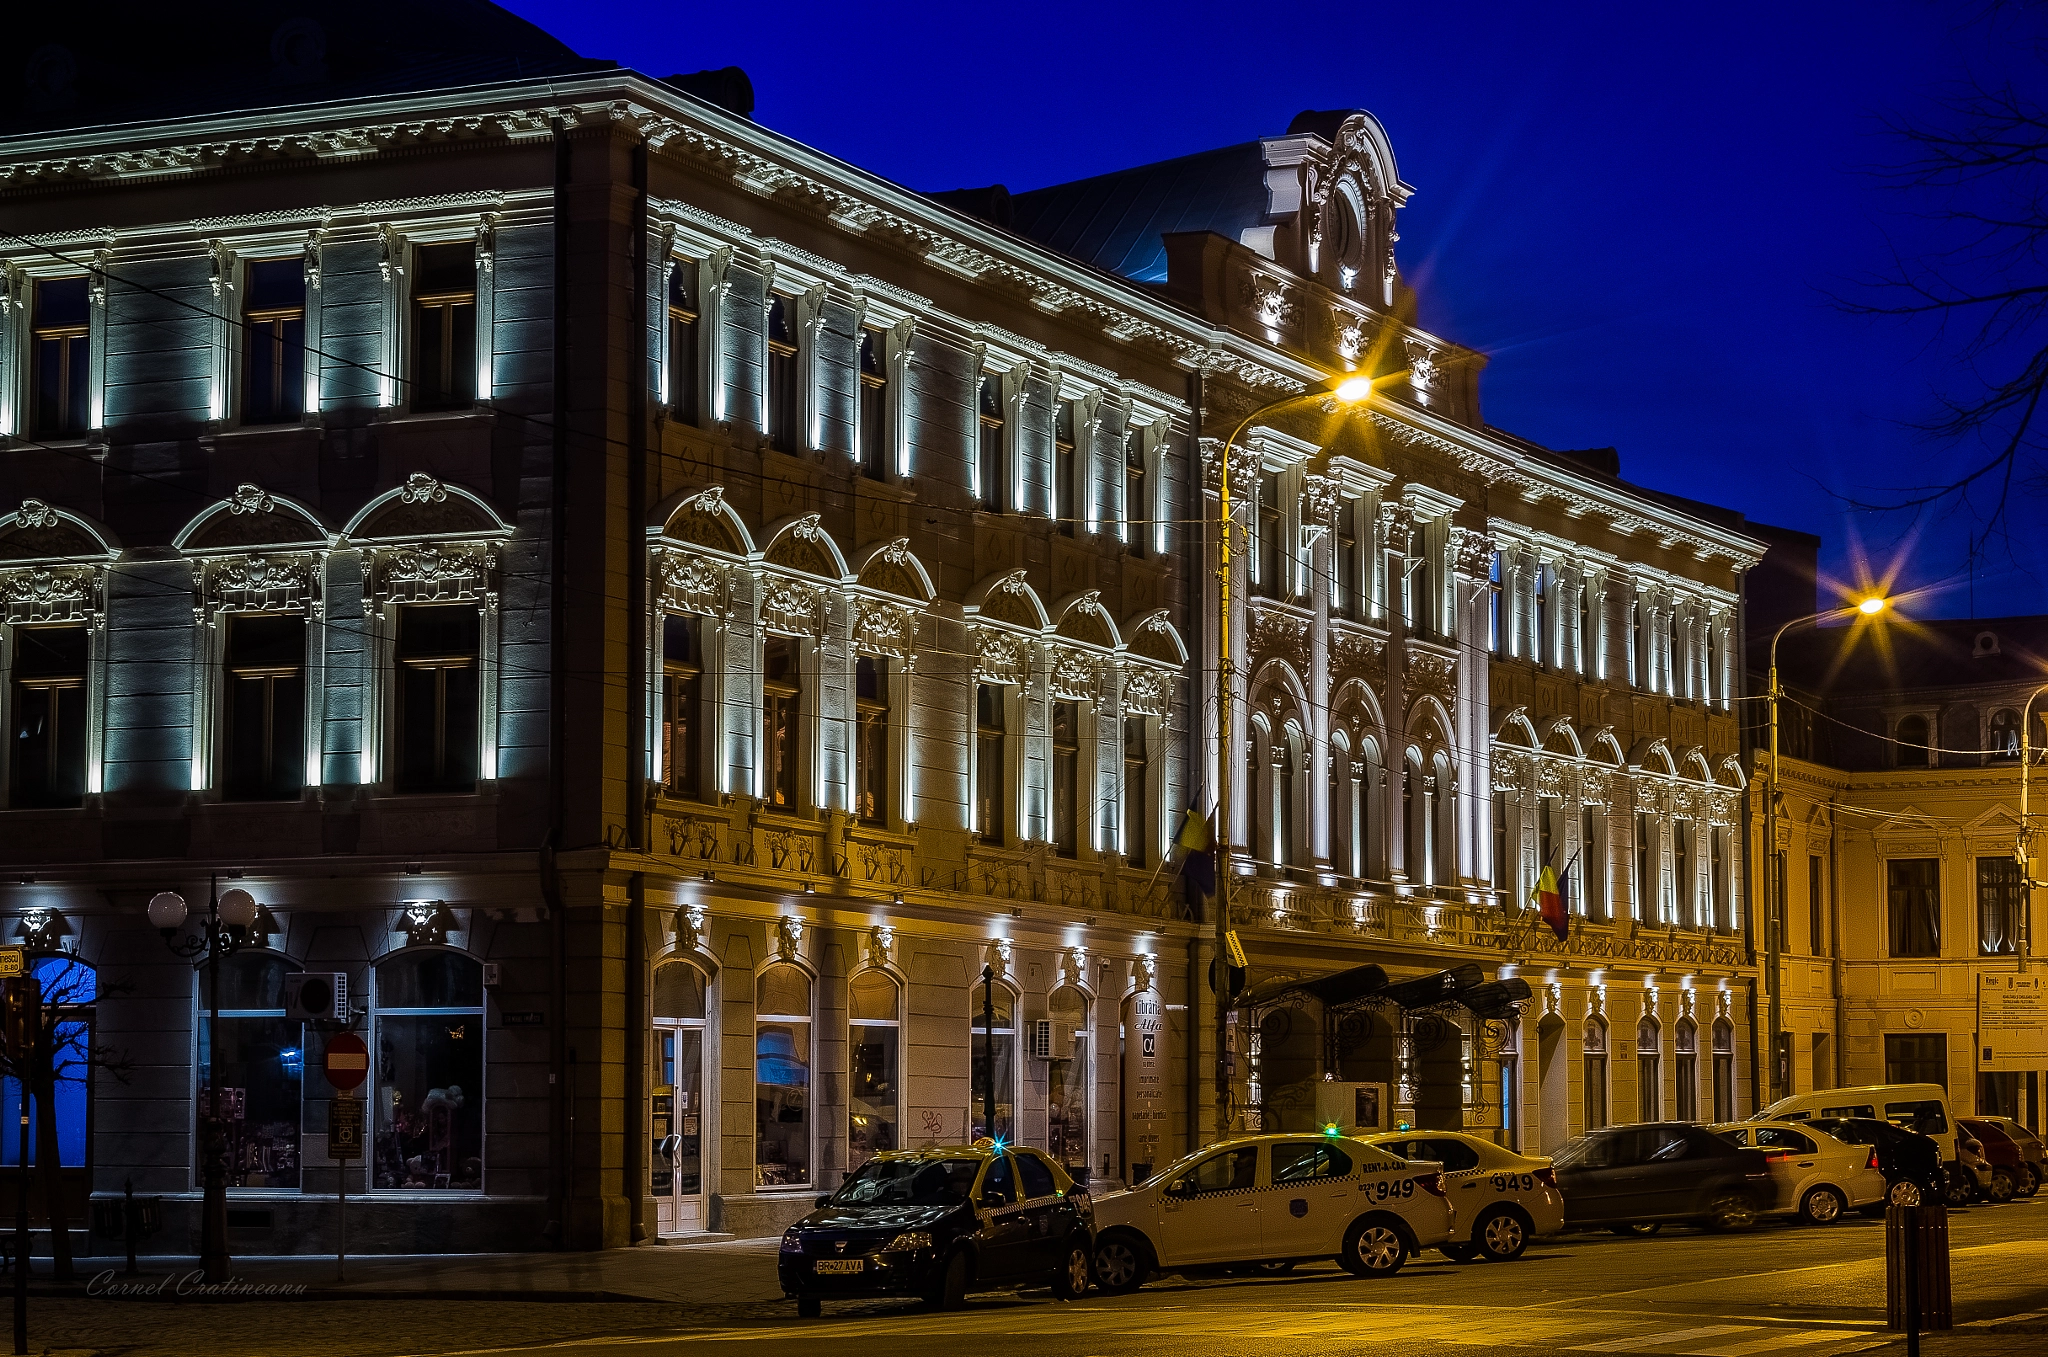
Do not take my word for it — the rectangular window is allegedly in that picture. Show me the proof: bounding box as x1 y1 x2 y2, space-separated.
394 604 480 793
977 375 1005 511
1488 552 1502 653
969 989 1015 1142
241 259 306 425
1052 699 1080 858
1493 792 1510 899
1635 813 1653 921
1885 1033 1948 1090
1638 1054 1660 1121
1810 854 1827 956
1675 1046 1698 1123
199 1013 303 1189
223 613 305 801
1978 855 2022 956
762 636 801 811
1123 717 1148 868
410 243 476 411
1710 828 1726 930
1887 858 1941 957
371 1009 483 1191
1674 821 1694 928
1054 402 1077 536
1632 600 1647 690
31 277 91 440
765 296 799 452
667 260 699 425
755 965 813 1188
1584 1051 1607 1132
1772 851 1787 952
855 656 888 826
975 682 1005 844
848 972 899 1167
1578 585 1592 675
1124 429 1147 556
1582 806 1603 918
857 329 886 480
9 624 88 808
1336 525 1359 620
661 615 701 799
1255 473 1282 599
1534 566 1549 667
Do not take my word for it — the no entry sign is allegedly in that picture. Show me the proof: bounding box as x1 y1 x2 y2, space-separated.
324 1033 368 1092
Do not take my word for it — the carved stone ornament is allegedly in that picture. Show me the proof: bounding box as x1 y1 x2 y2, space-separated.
1122 665 1171 717
1 565 96 625
1300 475 1341 533
399 473 448 505
972 627 1029 685
1404 340 1439 394
865 925 895 971
657 551 729 618
1199 438 1263 499
1329 630 1387 692
14 500 59 531
1048 644 1101 702
673 907 705 954
1333 310 1370 362
225 483 276 516
853 600 914 659
207 554 313 616
759 576 824 637
985 936 1013 981
375 542 495 604
1449 526 1494 577
1248 606 1310 671
1061 947 1086 990
1237 271 1296 327
1132 955 1157 993
775 916 803 963
1407 650 1456 704
1377 501 1414 553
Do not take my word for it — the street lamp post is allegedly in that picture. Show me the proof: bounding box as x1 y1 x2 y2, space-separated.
1212 373 1377 1142
147 879 259 1284
1764 596 1886 1105
2015 684 2048 972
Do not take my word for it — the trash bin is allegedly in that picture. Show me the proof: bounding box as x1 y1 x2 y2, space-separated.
1886 1201 1952 1331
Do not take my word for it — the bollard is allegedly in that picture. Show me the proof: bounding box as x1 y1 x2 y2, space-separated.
1886 1201 1953 1340
122 1178 137 1278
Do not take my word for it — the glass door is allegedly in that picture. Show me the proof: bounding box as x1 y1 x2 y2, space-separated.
652 1021 705 1234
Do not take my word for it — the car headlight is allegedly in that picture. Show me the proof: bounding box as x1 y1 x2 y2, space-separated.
884 1231 933 1252
780 1230 804 1254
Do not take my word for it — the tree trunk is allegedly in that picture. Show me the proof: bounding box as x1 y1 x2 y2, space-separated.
33 1076 71 1281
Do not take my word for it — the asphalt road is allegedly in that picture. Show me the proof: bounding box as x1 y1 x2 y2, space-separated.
24 1197 2048 1357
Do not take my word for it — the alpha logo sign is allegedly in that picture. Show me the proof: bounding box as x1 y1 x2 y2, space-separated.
1979 972 2048 1071
1123 983 1167 1172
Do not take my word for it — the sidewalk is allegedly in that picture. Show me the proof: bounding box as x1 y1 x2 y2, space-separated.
17 1236 786 1304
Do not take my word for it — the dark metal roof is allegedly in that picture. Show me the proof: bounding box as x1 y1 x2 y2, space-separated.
1779 614 2048 697
1008 141 1269 283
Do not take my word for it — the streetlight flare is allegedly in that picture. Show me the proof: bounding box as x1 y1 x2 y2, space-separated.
1857 595 1887 616
1332 375 1376 404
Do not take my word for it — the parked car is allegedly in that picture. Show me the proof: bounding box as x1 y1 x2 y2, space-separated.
779 1142 1093 1316
1958 1118 2030 1202
1756 1083 1971 1207
1805 1116 1944 1211
1552 1122 1772 1233
1712 1120 1885 1223
1968 1115 2045 1196
1088 1132 1455 1291
1363 1130 1564 1262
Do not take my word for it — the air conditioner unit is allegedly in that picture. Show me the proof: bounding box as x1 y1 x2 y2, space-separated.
1027 1019 1053 1060
283 972 350 1024
1317 1081 1390 1133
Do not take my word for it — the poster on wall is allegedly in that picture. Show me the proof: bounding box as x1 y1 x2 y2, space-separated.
1122 985 1167 1183
1978 973 2048 1071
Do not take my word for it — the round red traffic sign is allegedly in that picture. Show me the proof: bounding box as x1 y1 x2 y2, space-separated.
324 1032 368 1091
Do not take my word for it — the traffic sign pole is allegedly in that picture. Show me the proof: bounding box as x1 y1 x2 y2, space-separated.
324 1035 367 1283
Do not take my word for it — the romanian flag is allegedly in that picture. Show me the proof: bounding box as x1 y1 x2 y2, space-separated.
1531 863 1569 941
1176 807 1215 904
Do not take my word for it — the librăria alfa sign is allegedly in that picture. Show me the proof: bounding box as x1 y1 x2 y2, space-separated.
1122 983 1166 1177
1978 972 2048 1071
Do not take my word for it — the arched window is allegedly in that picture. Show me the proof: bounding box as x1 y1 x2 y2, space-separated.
1432 751 1456 887
1362 738 1385 879
1046 985 1090 1176
1330 733 1354 880
1990 709 2023 761
6 956 99 1184
1278 726 1302 872
1636 1016 1661 1121
652 960 709 1233
754 963 813 1188
373 949 483 1190
1246 718 1269 866
1583 1017 1608 1131
1895 715 1930 768
968 981 1016 1142
1711 1018 1736 1121
1675 1019 1699 1123
848 970 900 1166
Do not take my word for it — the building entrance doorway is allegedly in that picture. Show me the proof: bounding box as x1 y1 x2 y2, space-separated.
652 961 708 1236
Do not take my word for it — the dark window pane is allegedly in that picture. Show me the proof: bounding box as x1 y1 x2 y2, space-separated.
398 605 480 659
395 606 480 793
414 243 474 295
1887 858 1941 957
246 260 306 312
34 276 89 328
374 1014 483 1190
199 1014 303 1189
16 625 87 677
1052 700 1079 858
377 950 483 1009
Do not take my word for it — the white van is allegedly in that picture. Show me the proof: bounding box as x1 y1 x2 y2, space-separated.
1752 1083 1956 1162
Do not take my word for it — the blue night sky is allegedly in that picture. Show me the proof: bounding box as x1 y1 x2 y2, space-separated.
506 0 2046 621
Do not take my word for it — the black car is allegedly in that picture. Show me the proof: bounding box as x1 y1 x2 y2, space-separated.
1553 1122 1772 1233
1808 1116 1943 1212
779 1142 1094 1316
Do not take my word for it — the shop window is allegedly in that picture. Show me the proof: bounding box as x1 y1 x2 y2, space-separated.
3 956 95 1175
848 970 899 1167
975 682 1005 844
661 615 701 799
968 984 1015 1143
1583 1018 1608 1132
1046 986 1089 1178
410 242 476 411
222 613 305 801
1052 700 1080 858
9 624 89 808
765 296 798 452
373 950 483 1190
755 963 812 1188
395 604 480 793
1712 1019 1735 1122
762 636 802 811
1636 1018 1660 1122
1978 856 2022 956
1887 858 1941 958
667 260 699 425
197 953 302 1189
1054 402 1077 536
31 277 90 440
857 329 887 480
1123 717 1148 868
855 656 888 826
976 375 1005 511
242 259 306 425
1675 1020 1698 1123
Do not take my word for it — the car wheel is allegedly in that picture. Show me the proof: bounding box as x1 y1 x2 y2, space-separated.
1053 1237 1091 1299
1988 1169 2017 1204
1799 1186 1845 1225
1943 1171 1974 1209
1609 1223 1661 1237
1887 1179 1922 1207
1475 1208 1530 1261
1340 1218 1408 1277
1091 1234 1150 1295
795 1295 821 1319
1440 1243 1476 1263
2021 1165 2042 1198
1704 1191 1757 1232
925 1250 970 1310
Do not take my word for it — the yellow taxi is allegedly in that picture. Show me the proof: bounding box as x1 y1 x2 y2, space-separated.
1362 1130 1565 1262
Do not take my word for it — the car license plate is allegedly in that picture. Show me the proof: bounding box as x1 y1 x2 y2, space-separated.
814 1259 863 1274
